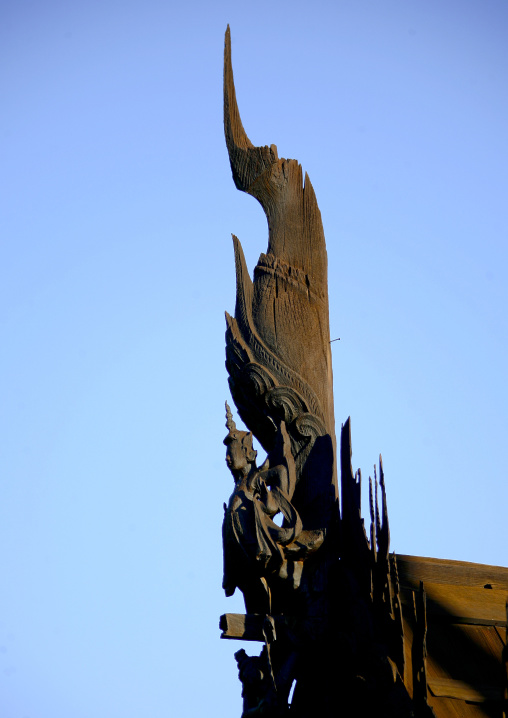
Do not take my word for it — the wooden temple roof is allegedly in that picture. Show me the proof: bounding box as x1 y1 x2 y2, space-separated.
395 554 508 717
221 554 508 716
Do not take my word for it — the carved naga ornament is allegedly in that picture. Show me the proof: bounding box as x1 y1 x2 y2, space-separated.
223 26 337 537
220 27 432 718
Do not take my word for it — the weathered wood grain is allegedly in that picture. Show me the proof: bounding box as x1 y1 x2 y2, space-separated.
397 554 508 590
428 678 501 702
224 25 336 448
398 584 507 625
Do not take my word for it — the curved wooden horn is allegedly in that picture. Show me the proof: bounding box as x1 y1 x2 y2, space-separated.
224 27 337 508
223 25 279 192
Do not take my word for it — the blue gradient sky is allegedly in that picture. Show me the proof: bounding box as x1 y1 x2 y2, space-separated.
1 1 507 716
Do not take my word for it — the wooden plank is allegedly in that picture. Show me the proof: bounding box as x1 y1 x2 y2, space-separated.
399 584 507 625
219 613 325 642
425 583 506 625
397 555 508 590
428 677 501 703
427 694 490 718
219 613 265 641
426 624 505 688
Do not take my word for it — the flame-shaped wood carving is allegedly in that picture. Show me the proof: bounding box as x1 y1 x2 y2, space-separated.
224 26 337 531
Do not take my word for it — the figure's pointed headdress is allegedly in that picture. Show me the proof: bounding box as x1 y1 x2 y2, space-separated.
223 401 257 461
225 401 237 434
224 401 243 445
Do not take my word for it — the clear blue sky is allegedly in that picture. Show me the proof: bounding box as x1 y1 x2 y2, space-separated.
1 1 507 716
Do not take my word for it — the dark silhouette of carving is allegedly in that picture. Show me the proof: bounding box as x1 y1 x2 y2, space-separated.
219 26 508 718
222 402 324 614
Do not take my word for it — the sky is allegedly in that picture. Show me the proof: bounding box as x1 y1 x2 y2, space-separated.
1 1 507 716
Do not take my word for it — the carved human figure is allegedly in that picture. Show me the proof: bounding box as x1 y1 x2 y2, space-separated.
222 402 310 613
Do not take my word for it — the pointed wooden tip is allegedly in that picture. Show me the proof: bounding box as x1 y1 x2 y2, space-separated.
223 26 253 153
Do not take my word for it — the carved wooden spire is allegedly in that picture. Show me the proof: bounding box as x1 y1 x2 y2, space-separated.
223 28 337 528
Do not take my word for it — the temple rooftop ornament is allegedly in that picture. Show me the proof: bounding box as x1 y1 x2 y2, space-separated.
219 26 508 718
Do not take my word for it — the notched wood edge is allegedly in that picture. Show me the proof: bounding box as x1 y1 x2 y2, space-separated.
428 677 502 703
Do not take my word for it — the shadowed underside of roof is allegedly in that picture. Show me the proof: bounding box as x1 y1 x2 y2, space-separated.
395 555 508 718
